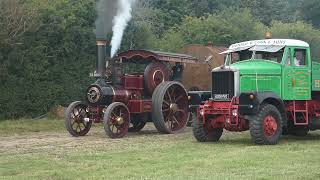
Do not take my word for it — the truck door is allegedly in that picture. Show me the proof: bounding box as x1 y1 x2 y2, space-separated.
283 47 311 100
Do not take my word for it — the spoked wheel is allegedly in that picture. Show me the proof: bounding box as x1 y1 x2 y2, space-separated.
103 102 130 138
152 81 188 134
65 101 92 137
250 104 282 145
129 113 147 132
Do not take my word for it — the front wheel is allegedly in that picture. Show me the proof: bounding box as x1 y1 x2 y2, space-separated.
192 118 223 142
103 102 130 138
249 104 282 145
65 101 92 137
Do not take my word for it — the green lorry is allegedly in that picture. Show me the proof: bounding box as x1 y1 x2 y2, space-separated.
189 38 320 145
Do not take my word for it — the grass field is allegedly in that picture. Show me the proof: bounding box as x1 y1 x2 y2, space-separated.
1 119 320 180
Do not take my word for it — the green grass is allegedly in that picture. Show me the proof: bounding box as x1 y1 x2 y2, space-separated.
0 119 64 136
1 119 320 179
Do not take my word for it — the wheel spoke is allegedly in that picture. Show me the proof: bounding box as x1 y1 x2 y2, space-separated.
175 95 184 103
172 115 180 126
162 108 170 112
76 107 81 115
171 87 176 101
164 112 172 122
170 118 174 129
163 100 170 107
166 90 172 102
72 110 76 118
81 122 86 128
166 117 172 127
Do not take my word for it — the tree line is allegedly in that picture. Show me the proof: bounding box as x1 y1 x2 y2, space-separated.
0 0 320 119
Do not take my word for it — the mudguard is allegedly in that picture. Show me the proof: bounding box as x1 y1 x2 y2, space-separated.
239 91 285 115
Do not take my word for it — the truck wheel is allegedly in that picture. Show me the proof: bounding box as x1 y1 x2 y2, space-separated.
250 104 282 145
193 119 223 142
152 81 188 134
187 111 196 127
129 114 147 132
103 102 130 138
65 101 92 137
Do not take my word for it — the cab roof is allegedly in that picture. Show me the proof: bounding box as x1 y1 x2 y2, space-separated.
221 39 310 54
117 50 198 64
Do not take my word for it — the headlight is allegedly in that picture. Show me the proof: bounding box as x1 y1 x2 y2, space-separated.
200 110 205 116
232 109 238 117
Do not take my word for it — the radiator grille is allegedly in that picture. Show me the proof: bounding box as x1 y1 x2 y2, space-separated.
212 71 235 101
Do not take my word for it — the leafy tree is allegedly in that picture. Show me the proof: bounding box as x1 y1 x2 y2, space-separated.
270 21 320 60
301 0 320 27
155 9 266 51
0 0 96 119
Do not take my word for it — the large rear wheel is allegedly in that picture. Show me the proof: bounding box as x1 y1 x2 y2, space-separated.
152 81 188 134
65 101 92 137
249 104 282 145
103 102 130 138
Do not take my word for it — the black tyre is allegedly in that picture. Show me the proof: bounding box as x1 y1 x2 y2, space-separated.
65 101 92 137
144 62 170 95
152 81 188 134
103 102 130 138
129 113 147 132
187 111 196 127
193 118 223 142
249 104 282 145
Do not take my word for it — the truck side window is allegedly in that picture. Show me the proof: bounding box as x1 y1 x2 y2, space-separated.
293 49 307 66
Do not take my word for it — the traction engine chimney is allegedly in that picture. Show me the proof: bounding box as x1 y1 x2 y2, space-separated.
95 40 107 78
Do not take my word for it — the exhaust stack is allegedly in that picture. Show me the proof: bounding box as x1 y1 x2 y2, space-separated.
95 40 107 78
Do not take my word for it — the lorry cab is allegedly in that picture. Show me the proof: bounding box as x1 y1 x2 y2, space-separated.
221 39 312 101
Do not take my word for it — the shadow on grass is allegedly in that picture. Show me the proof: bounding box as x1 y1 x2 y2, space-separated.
128 129 161 136
201 132 320 146
282 133 320 142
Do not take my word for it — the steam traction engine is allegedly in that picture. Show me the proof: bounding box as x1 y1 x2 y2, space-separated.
65 40 198 138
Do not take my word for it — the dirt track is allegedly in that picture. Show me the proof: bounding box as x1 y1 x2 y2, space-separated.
0 124 191 156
